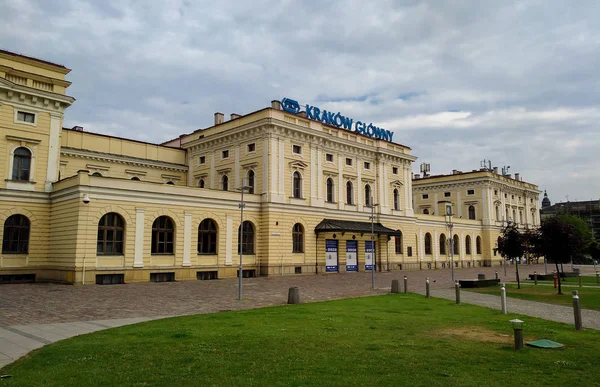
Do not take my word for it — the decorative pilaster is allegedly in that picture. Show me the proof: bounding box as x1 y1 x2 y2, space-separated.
133 208 145 268
182 211 192 267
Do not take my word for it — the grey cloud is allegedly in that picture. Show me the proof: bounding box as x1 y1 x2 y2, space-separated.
1 0 599 201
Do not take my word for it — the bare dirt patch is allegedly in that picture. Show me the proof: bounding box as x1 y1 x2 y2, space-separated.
437 327 517 344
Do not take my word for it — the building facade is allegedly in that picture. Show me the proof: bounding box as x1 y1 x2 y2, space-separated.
0 50 541 284
540 192 599 238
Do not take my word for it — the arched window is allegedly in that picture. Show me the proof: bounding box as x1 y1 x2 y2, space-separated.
222 175 229 191
495 206 500 220
198 219 217 254
476 236 482 254
12 147 31 181
293 172 302 198
506 208 509 221
423 209 429 215
513 209 517 222
92 172 103 177
468 205 476 220
198 178 205 188
292 223 304 253
424 233 432 255
326 178 334 203
152 216 174 254
166 181 175 185
519 211 523 224
465 235 471 255
238 221 255 254
395 231 403 254
364 185 372 206
131 176 140 181
439 234 447 255
97 213 124 255
346 181 353 204
247 170 255 194
453 235 459 255
393 189 400 210
2 214 30 254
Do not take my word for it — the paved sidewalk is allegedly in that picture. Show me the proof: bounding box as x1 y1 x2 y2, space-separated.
423 288 600 330
0 264 596 369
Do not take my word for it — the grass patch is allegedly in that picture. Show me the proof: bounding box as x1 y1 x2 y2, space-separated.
532 275 600 286
469 284 600 311
2 294 600 386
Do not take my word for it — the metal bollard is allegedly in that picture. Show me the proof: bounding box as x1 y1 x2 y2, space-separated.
495 271 498 280
578 274 582 288
501 283 507 314
572 290 582 330
391 279 400 294
404 276 408 293
426 277 430 298
455 281 461 304
534 271 537 285
287 287 300 304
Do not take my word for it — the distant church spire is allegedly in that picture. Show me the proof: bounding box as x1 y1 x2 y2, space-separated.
541 190 551 208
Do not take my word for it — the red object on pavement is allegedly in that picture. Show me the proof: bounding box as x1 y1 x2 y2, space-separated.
553 275 558 288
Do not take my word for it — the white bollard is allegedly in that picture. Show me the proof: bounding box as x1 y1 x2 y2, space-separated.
501 283 507 314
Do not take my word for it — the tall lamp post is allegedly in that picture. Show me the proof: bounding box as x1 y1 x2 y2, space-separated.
369 197 380 289
237 178 251 301
82 193 91 285
444 204 455 283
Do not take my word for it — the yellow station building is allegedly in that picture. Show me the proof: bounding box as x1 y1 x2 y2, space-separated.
0 50 541 284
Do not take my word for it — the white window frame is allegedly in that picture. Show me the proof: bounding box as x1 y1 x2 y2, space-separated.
198 155 206 165
363 161 371 170
221 150 230 160
292 144 303 155
14 109 38 127
247 143 256 154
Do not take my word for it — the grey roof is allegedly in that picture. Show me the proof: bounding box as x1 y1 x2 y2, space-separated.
314 219 401 236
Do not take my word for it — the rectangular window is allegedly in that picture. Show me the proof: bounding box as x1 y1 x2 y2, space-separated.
150 272 175 282
494 190 498 195
512 195 515 199
222 150 229 159
407 246 413 257
392 167 398 174
96 274 124 285
17 111 35 123
364 161 371 170
422 194 429 199
247 143 255 152
196 271 218 280
293 145 302 154
467 189 475 195
345 158 353 166
326 153 333 162
199 156 206 165
444 192 451 197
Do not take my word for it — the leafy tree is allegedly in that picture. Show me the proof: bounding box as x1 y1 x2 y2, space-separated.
538 214 591 294
523 228 542 264
588 239 600 268
497 222 524 289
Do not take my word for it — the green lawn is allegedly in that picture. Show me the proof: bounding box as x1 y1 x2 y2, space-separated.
531 275 600 286
2 295 600 387
468 283 600 311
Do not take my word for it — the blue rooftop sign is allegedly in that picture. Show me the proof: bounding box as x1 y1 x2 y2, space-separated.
280 97 394 142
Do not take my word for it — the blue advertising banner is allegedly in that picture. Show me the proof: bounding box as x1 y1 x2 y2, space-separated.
346 241 358 271
325 240 338 272
365 241 375 271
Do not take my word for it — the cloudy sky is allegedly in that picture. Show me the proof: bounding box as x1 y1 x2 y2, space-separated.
2 0 599 204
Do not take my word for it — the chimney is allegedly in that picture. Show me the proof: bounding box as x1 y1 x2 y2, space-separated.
214 112 224 125
271 100 281 110
72 125 84 131
230 113 241 120
414 174 421 179
452 170 459 175
514 173 520 181
493 167 498 174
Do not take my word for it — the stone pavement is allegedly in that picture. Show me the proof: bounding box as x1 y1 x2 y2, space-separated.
0 264 596 369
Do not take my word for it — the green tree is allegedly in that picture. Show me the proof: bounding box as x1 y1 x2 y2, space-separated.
588 239 600 269
538 214 591 294
523 228 542 264
497 222 524 289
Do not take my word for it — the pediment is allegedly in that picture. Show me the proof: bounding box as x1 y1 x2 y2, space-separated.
390 179 404 187
289 160 308 170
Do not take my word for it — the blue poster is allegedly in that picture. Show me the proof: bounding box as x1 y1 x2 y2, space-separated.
346 241 358 271
365 241 375 270
325 240 338 272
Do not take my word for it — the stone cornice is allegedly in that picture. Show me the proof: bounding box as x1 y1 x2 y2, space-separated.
0 78 74 111
60 147 188 173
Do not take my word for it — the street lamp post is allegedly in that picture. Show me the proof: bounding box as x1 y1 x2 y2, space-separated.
82 193 91 285
237 179 251 301
445 205 455 283
369 197 379 289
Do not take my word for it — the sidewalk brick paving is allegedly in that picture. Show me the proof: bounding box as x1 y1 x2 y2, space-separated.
0 264 596 368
